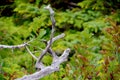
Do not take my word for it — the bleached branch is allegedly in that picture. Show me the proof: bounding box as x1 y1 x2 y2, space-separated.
48 33 65 44
0 4 70 80
0 40 34 49
35 4 56 68
15 48 70 80
0 43 28 49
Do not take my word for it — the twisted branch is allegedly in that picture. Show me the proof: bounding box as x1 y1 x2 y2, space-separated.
35 4 56 69
0 4 70 80
15 48 70 80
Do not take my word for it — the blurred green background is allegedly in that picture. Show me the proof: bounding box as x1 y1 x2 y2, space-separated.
0 0 120 80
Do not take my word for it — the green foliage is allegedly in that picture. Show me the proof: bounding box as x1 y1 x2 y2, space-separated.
78 0 120 10
1 53 35 79
78 0 105 10
55 9 106 31
0 0 120 80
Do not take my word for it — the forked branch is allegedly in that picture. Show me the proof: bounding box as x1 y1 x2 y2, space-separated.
15 48 70 80
35 4 56 68
0 4 70 80
16 4 70 80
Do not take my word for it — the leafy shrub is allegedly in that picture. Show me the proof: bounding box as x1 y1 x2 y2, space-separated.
0 0 120 79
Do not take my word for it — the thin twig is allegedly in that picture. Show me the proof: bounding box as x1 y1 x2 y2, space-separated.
36 4 56 66
0 43 28 49
25 46 38 60
0 40 33 49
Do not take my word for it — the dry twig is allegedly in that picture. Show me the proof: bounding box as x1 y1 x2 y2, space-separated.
0 4 70 80
15 48 70 80
35 4 56 69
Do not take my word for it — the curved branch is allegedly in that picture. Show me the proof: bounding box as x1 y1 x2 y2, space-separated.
25 46 38 60
15 48 70 80
36 4 56 67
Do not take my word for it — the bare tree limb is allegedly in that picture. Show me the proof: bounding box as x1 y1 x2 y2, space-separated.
15 48 70 80
41 33 65 60
35 4 56 68
0 43 28 49
48 33 65 44
0 40 34 49
0 4 70 80
47 33 65 58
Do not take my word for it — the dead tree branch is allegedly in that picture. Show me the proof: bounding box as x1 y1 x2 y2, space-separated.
0 4 70 80
0 40 34 49
15 48 70 80
35 4 56 69
0 43 28 49
15 4 70 80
